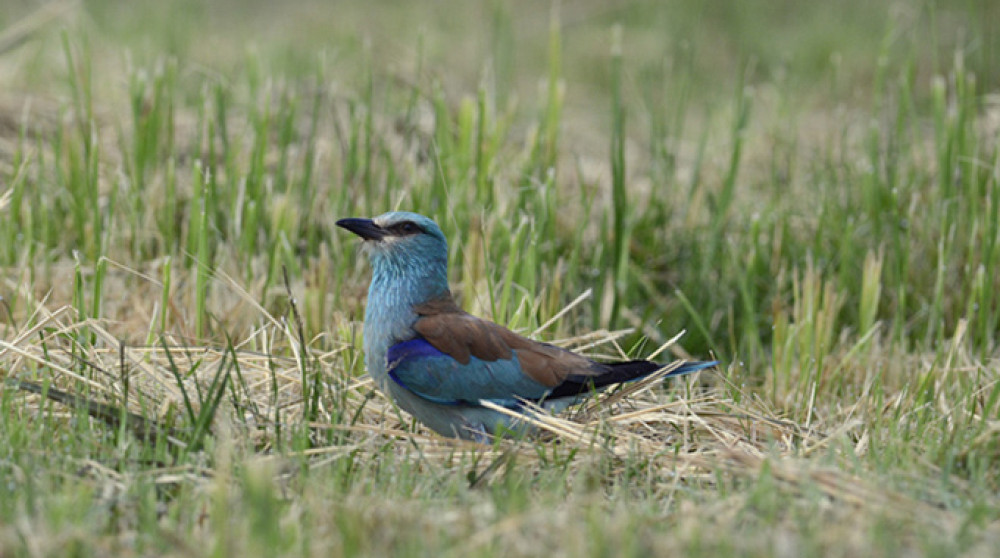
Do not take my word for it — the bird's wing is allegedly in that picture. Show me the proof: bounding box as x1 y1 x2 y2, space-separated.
384 299 603 405
385 338 552 405
412 310 601 385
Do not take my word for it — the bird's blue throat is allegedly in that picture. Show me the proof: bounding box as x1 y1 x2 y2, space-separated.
363 242 450 378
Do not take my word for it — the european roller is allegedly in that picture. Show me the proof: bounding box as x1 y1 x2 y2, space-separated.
337 211 717 441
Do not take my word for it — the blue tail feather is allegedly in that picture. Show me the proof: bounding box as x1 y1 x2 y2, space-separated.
670 360 720 376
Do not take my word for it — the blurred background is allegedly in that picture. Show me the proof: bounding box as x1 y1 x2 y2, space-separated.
1 0 998 370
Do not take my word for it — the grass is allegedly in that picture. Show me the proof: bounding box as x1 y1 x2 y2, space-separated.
1 0 1000 555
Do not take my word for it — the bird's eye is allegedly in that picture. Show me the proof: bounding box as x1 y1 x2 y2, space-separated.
391 222 421 235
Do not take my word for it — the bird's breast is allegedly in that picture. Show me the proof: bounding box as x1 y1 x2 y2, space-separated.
362 289 421 384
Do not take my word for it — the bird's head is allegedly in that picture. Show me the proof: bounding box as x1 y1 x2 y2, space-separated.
337 211 449 288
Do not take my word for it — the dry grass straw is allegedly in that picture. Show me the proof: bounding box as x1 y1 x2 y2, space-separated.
0 270 960 530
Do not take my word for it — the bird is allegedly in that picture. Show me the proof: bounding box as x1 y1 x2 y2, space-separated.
337 211 717 441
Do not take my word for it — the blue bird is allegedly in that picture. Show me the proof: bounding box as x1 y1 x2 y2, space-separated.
337 211 717 441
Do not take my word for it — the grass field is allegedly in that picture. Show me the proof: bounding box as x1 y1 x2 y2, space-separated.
1 0 999 555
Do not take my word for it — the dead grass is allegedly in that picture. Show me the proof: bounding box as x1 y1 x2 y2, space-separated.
1 276 987 538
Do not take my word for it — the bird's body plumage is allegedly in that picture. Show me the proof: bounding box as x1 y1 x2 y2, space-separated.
338 211 717 440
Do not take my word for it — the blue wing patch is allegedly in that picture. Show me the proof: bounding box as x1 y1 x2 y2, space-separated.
385 338 552 406
387 338 444 369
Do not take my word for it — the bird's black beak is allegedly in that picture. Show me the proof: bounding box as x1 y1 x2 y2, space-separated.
336 218 387 241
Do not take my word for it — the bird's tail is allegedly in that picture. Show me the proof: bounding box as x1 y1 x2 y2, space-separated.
546 359 718 399
659 359 719 377
600 359 718 383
